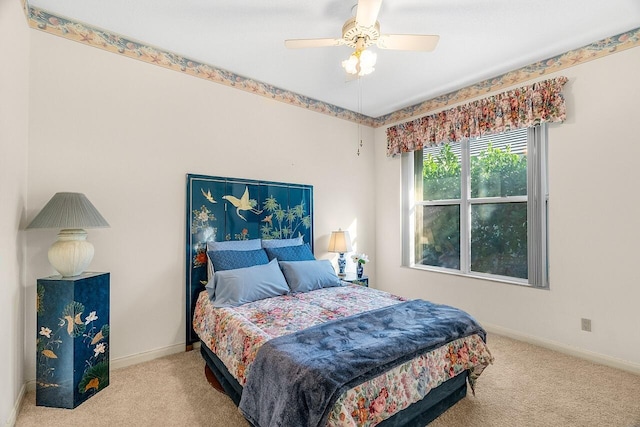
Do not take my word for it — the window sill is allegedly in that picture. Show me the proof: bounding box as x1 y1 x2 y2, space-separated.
403 264 549 290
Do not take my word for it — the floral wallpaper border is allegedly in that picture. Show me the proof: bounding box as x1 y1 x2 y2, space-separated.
22 2 639 128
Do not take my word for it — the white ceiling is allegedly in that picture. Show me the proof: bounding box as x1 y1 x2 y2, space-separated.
27 0 640 118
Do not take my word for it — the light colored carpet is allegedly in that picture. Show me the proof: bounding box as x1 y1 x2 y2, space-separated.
16 334 640 427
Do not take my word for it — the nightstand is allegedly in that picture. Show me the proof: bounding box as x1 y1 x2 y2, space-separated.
342 273 369 287
36 272 110 408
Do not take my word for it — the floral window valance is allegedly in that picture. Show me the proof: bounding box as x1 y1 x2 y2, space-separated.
386 76 568 157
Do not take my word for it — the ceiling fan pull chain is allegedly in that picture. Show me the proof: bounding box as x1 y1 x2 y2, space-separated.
357 78 363 156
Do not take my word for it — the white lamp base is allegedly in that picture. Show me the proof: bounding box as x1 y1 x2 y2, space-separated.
48 229 94 277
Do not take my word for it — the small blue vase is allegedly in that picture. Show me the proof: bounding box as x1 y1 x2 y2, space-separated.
357 263 364 278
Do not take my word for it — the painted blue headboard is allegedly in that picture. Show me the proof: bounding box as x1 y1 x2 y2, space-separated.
185 174 314 347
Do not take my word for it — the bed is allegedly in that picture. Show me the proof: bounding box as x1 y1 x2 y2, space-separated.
185 174 493 426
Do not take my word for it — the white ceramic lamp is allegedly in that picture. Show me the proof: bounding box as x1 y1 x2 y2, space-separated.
27 192 110 277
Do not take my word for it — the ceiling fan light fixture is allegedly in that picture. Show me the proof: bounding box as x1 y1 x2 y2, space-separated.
358 49 377 74
342 49 377 77
342 52 360 74
286 0 439 77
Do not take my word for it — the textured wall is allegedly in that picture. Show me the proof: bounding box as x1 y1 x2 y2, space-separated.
374 47 640 371
25 29 376 380
0 0 29 424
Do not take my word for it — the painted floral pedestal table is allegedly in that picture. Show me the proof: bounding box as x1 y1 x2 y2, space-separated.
36 272 110 408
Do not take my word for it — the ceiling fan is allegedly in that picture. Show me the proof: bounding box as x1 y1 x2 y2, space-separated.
285 0 439 77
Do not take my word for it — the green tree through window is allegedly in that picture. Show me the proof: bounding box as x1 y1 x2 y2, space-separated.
409 126 547 286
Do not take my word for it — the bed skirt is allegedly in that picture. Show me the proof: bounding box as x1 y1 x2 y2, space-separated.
199 341 468 426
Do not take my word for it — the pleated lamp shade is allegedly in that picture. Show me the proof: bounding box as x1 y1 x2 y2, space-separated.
27 192 109 277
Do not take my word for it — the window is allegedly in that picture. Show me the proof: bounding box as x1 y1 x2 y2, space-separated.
402 125 548 287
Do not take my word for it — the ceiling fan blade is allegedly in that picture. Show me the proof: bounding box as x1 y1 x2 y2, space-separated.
376 34 440 51
284 38 343 49
355 0 382 27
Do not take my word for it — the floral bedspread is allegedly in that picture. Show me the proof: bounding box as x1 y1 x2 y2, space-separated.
193 285 493 426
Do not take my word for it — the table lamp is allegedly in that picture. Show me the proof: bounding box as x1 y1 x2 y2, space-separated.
26 192 110 277
328 228 352 277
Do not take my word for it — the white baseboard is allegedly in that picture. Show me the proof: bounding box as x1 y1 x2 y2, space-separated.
110 342 185 370
4 383 26 427
484 322 640 375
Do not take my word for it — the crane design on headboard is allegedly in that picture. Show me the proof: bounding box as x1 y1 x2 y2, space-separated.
222 186 263 221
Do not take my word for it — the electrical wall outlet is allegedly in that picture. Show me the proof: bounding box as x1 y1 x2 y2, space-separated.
581 318 592 332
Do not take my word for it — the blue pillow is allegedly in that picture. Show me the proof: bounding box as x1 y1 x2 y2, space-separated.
207 248 269 272
264 243 315 262
206 239 263 278
261 236 303 248
211 259 290 307
278 260 343 293
207 239 261 252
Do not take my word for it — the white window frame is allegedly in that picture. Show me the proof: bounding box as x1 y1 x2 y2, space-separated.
401 125 549 288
